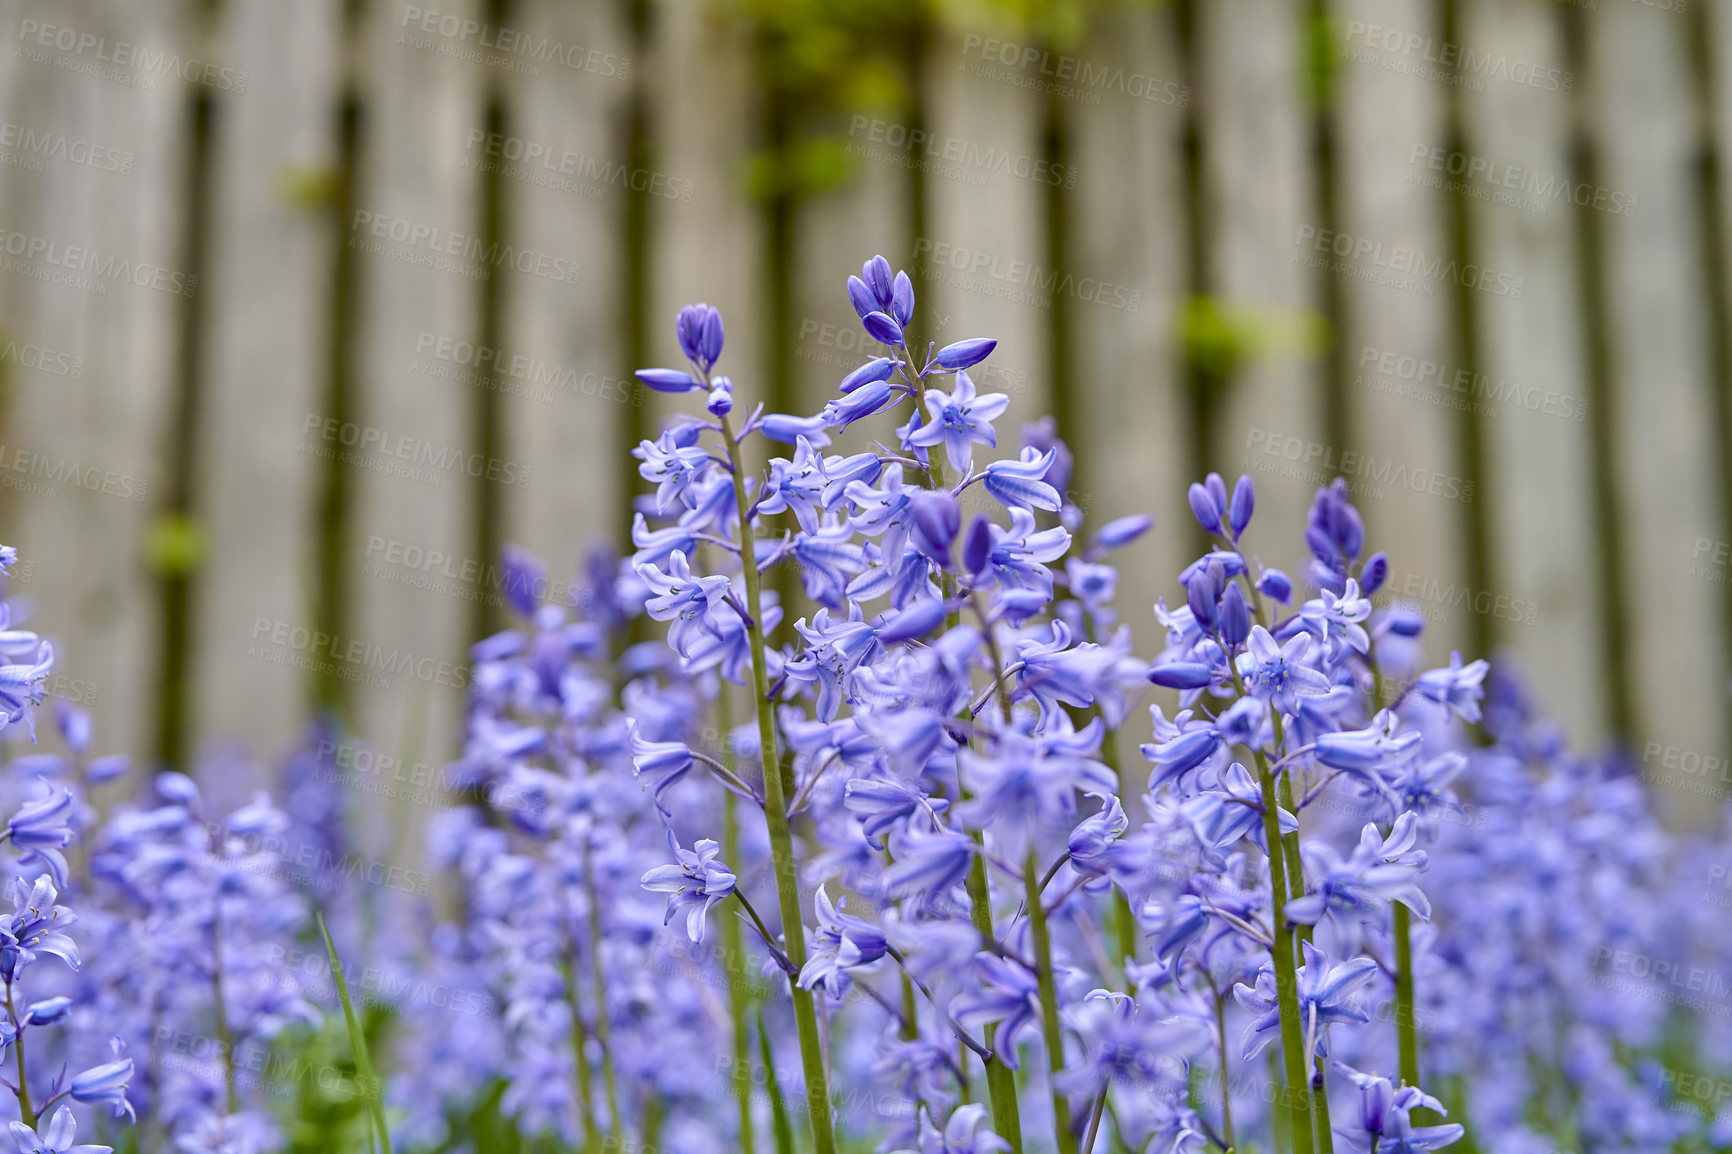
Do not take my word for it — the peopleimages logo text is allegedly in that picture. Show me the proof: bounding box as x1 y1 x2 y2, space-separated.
16 20 248 91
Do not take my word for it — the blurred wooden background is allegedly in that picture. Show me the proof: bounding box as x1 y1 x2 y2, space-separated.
0 0 1726 822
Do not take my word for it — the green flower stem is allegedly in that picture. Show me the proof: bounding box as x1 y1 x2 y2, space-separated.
5 981 32 1129
1254 747 1316 1154
1365 639 1419 1092
1213 985 1237 1151
1313 1050 1336 1154
1393 901 1419 1086
582 843 624 1142
716 688 760 1154
563 948 602 1154
1025 848 1075 1154
928 452 1024 1154
720 415 836 1154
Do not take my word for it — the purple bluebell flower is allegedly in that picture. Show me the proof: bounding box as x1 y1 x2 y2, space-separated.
982 448 1062 513
68 1056 135 1121
1229 475 1255 536
675 302 724 371
1235 625 1330 715
975 508 1070 595
1285 813 1431 932
952 954 1042 1070
6 784 76 887
634 367 701 393
1331 1063 1465 1153
797 885 888 997
634 429 713 512
1235 941 1377 1059
759 412 832 447
905 371 1009 473
640 832 736 943
932 337 998 371
8 1105 112 1154
891 1104 1009 1154
1414 653 1492 723
1257 567 1294 603
634 551 732 658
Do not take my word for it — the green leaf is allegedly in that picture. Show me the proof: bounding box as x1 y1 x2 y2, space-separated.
318 912 392 1154
757 1006 796 1154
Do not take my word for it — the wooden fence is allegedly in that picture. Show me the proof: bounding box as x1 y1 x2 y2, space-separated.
0 0 1725 823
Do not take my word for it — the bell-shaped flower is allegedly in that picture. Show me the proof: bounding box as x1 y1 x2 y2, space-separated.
639 832 737 944
983 448 1062 513
1234 941 1377 1060
1331 1063 1466 1153
797 885 889 998
904 370 1010 473
951 954 1042 1070
1235 626 1332 716
1285 813 1432 937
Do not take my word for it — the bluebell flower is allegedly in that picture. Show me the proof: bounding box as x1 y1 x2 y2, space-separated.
675 302 724 371
784 609 878 722
0 876 78 978
8 1105 112 1154
1300 578 1372 656
1331 1063 1465 1153
1235 941 1377 1060
931 338 998 371
796 885 888 997
758 437 828 534
634 551 733 659
634 429 712 512
1141 712 1222 791
1068 793 1128 874
975 508 1070 596
759 412 832 447
1414 653 1492 723
68 1056 135 1121
1285 813 1431 934
952 954 1042 1070
890 1103 1009 1154
1180 763 1297 855
982 448 1062 512
1314 712 1421 793
1257 567 1294 603
640 833 736 944
824 373 902 430
882 827 976 903
6 783 77 887
957 731 1114 859
844 777 946 844
1235 625 1331 715
904 371 1009 473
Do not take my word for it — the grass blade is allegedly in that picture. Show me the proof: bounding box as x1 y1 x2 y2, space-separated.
318 911 392 1154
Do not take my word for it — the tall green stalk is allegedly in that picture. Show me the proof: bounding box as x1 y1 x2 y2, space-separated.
719 415 837 1154
716 688 759 1154
1393 902 1419 1087
925 453 1024 1153
1025 848 1075 1154
1254 751 1316 1154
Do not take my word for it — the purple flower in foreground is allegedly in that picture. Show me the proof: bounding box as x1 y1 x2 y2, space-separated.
640 832 736 943
69 1055 135 1122
1235 625 1330 715
1236 941 1376 1060
905 370 1009 473
6 783 76 888
1414 652 1491 723
952 954 1041 1070
891 1104 1009 1154
1332 1063 1465 1153
797 885 888 997
9 1106 111 1154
